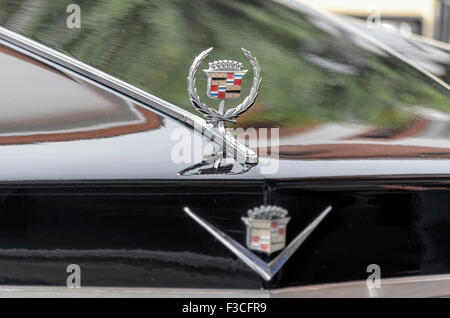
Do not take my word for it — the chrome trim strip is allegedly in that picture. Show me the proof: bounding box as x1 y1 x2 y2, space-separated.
184 205 332 281
0 274 449 297
272 274 450 298
0 26 257 164
0 285 270 298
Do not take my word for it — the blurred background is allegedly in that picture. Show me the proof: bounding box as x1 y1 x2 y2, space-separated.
303 0 450 43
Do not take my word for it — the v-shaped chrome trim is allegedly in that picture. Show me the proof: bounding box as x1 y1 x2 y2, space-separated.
184 205 332 281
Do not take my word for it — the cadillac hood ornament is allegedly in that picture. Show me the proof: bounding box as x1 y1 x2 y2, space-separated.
187 47 262 132
184 205 332 281
242 205 290 255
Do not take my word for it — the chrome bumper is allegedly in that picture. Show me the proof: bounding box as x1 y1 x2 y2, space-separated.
1 274 449 298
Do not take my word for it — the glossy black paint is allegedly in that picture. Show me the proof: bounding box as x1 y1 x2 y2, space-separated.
269 180 450 288
0 1 449 291
0 179 449 289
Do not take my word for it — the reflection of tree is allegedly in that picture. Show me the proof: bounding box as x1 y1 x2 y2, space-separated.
1 0 448 130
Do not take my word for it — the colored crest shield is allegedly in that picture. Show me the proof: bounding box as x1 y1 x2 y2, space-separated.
242 205 290 255
203 60 248 100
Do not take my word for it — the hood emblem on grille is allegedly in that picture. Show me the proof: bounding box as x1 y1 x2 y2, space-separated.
242 205 290 255
187 47 261 133
184 205 332 281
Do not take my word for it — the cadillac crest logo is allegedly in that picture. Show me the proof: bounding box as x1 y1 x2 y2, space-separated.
204 60 247 100
242 205 290 255
187 47 261 128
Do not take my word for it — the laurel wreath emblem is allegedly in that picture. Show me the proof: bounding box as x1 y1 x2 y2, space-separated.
187 47 262 124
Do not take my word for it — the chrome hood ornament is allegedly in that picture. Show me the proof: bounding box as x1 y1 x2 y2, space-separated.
184 205 332 281
187 47 262 134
